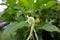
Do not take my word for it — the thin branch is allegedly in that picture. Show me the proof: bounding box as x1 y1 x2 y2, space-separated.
34 29 38 40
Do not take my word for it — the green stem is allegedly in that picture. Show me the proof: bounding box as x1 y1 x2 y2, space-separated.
26 24 34 40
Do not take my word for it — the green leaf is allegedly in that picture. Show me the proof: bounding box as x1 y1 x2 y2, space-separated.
39 23 59 32
1 13 13 21
45 1 56 8
18 0 34 8
3 21 30 37
34 0 49 10
0 31 3 40
7 0 16 6
0 13 3 17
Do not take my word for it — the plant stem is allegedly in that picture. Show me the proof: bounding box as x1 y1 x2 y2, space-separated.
26 24 34 40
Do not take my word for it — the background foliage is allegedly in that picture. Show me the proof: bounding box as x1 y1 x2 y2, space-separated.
0 0 60 40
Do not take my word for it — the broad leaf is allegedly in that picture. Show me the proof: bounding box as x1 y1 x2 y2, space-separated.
45 1 56 8
7 0 16 6
39 23 59 32
18 0 34 8
3 21 30 37
34 0 49 10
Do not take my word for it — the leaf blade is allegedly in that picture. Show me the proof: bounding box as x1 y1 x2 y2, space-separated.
39 23 59 32
3 21 30 37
